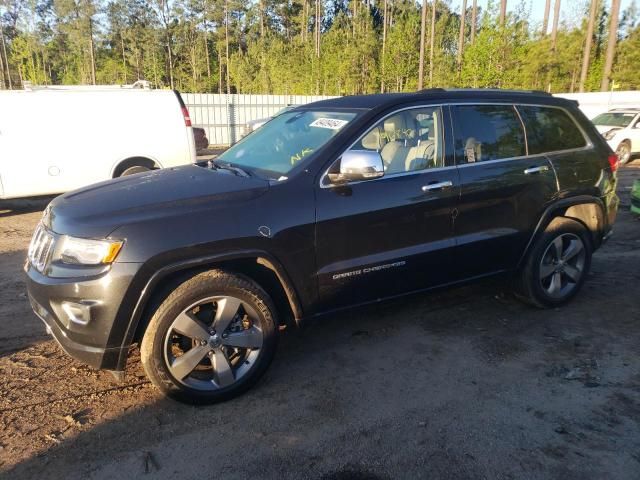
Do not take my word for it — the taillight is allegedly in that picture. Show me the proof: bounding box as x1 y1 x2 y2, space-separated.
608 153 619 173
181 106 192 127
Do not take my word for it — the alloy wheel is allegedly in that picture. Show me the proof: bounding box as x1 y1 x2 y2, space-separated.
163 296 264 391
539 233 586 299
617 143 631 164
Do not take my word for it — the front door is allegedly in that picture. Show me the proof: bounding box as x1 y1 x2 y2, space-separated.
314 106 459 310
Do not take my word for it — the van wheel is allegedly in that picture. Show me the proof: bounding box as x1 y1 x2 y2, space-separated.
616 141 632 165
140 270 278 404
516 218 592 308
120 165 150 176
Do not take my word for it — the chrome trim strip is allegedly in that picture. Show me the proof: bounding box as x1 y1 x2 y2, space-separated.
319 100 595 188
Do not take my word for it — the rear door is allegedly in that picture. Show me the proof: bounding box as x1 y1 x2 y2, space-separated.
451 103 558 278
314 105 460 310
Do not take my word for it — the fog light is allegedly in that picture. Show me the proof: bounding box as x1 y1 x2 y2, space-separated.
60 300 99 326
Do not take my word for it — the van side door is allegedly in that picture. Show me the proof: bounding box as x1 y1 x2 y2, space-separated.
0 94 54 198
451 103 559 278
314 106 460 310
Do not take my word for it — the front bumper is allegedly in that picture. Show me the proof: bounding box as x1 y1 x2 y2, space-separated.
26 261 142 370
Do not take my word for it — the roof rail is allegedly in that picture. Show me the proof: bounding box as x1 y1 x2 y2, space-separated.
22 80 153 91
441 88 552 96
417 88 446 93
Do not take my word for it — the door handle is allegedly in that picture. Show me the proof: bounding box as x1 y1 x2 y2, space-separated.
421 181 453 192
524 166 550 175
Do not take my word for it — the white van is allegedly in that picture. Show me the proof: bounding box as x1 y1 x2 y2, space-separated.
0 85 197 199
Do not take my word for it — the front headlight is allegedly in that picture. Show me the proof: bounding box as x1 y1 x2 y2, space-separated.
603 129 618 140
55 236 123 266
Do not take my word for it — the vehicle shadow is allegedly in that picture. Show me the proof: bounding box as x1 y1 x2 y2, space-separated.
6 276 633 480
0 196 56 217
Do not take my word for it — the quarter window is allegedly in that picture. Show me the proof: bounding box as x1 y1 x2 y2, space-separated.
352 107 444 174
517 105 586 154
453 105 526 163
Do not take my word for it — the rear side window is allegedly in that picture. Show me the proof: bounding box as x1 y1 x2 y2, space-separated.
453 105 525 163
517 106 586 154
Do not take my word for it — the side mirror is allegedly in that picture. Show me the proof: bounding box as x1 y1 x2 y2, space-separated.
327 150 384 185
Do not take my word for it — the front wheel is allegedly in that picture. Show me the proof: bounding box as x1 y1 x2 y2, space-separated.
140 270 278 404
516 218 592 308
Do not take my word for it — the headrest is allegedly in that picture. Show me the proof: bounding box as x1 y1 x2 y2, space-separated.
361 128 381 150
384 115 407 136
465 137 481 162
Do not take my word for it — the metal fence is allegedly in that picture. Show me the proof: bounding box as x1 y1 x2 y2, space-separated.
555 91 640 119
182 94 337 146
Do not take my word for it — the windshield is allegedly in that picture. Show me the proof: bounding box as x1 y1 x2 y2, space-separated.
217 110 357 177
592 112 636 127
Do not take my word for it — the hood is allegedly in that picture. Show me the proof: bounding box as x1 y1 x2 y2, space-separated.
45 164 270 238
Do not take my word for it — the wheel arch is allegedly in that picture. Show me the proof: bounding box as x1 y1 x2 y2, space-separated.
111 156 161 178
114 251 303 371
518 196 606 268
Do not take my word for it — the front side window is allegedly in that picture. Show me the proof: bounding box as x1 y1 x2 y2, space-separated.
351 106 444 174
518 105 587 154
453 105 526 163
217 110 357 177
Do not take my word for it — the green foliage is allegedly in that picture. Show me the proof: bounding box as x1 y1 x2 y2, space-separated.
0 0 639 93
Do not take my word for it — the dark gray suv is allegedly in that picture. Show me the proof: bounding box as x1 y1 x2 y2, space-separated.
26 89 619 404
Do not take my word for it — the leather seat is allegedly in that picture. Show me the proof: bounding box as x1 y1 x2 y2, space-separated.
381 114 412 174
405 141 436 171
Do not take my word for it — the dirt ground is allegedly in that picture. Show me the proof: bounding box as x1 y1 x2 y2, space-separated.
0 164 639 480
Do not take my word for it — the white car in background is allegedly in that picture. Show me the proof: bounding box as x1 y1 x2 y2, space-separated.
0 84 197 199
592 108 640 165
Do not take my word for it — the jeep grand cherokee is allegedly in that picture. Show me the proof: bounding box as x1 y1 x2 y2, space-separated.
26 89 619 404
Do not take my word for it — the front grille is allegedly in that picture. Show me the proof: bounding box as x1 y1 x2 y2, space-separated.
28 223 55 273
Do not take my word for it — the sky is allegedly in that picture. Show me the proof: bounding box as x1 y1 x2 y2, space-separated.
448 0 636 32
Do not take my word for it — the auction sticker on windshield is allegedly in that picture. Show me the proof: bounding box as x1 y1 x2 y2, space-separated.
310 118 349 130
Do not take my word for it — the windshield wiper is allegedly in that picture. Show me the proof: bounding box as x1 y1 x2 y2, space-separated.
208 160 251 177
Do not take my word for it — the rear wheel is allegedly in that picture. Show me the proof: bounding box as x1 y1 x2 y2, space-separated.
616 140 632 165
140 270 278 404
516 218 592 308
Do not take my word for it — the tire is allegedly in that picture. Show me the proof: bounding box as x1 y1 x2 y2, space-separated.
140 269 278 404
120 165 150 176
516 217 592 308
616 140 632 165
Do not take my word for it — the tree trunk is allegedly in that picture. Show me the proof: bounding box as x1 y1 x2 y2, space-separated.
218 50 223 93
499 0 507 26
579 0 597 92
457 0 467 67
89 18 97 85
418 0 428 89
381 0 388 92
315 0 321 58
225 0 231 94
429 0 437 87
121 34 127 83
259 0 265 37
601 0 621 91
300 0 306 42
470 0 477 44
542 0 551 35
0 28 5 89
551 0 561 50
202 0 212 79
